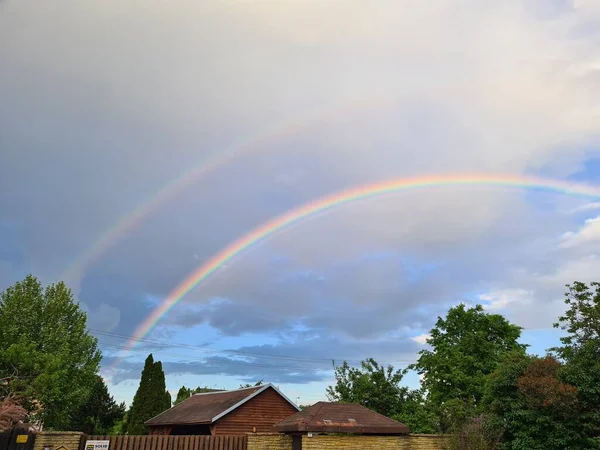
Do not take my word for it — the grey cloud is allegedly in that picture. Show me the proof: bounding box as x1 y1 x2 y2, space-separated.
2 0 600 380
107 331 421 385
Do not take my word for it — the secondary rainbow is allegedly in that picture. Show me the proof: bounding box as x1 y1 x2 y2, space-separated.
107 173 600 369
60 97 394 290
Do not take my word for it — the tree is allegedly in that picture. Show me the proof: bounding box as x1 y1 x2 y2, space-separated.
326 358 434 432
152 361 172 413
412 304 526 420
126 354 172 435
327 358 405 417
71 375 126 434
484 353 585 449
173 386 220 406
0 395 27 431
391 389 438 434
0 275 101 429
110 412 128 435
239 380 263 389
174 386 193 406
552 281 600 446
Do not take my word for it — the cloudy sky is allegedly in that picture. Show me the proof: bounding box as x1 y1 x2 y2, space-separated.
2 0 600 406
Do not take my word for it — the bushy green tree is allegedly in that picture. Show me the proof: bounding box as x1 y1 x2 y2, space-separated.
0 275 101 429
71 375 125 434
552 281 600 447
412 304 526 430
484 353 585 449
327 358 435 432
327 358 405 417
126 354 171 435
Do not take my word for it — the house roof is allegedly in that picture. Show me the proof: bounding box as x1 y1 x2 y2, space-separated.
145 383 300 426
273 402 410 435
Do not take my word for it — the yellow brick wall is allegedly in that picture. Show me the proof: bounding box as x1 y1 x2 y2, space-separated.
33 432 84 450
301 435 410 450
247 433 293 450
408 434 448 450
247 433 447 450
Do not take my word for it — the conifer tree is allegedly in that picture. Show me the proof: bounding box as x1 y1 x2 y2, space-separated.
126 354 171 434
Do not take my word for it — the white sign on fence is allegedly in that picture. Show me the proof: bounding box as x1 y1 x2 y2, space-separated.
85 440 110 450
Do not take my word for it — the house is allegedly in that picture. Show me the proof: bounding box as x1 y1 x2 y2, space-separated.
145 383 300 435
273 401 409 438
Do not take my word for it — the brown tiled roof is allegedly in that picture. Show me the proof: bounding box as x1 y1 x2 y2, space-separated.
145 385 265 426
273 402 410 435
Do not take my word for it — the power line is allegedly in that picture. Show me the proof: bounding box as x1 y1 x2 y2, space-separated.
98 341 344 371
99 341 418 373
92 328 418 366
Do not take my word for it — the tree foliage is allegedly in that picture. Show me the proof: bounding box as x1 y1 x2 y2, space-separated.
0 275 101 429
327 358 435 433
173 386 221 406
126 354 172 435
412 304 526 415
484 353 585 449
327 358 405 417
552 281 600 447
239 380 264 389
71 375 126 434
0 395 27 431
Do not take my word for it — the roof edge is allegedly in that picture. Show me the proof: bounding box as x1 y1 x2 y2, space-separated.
211 383 300 423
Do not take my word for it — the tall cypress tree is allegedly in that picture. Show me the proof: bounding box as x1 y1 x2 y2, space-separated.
151 361 172 418
126 354 170 435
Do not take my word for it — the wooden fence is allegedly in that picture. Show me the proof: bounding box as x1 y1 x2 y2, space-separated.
82 435 247 450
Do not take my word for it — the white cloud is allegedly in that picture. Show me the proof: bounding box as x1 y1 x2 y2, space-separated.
479 289 534 311
411 334 431 345
559 216 600 248
568 202 600 214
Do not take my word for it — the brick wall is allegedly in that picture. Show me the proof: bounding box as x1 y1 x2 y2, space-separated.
408 434 448 449
247 434 293 450
247 433 447 450
301 435 409 450
33 432 84 450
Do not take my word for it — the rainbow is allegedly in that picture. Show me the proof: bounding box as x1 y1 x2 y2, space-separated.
60 97 396 291
109 173 600 369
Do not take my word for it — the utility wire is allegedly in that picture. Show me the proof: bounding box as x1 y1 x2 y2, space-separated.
92 328 418 366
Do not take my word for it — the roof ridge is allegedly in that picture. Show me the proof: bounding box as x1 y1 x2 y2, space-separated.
304 401 326 425
192 384 266 396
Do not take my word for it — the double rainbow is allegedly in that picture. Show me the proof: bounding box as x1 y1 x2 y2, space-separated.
108 173 600 369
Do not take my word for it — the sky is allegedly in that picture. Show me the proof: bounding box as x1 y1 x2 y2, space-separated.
1 0 600 407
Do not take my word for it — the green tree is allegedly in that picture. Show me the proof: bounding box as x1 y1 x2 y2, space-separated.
392 389 438 434
239 380 263 389
412 304 526 426
327 358 404 417
152 361 172 412
0 275 101 429
71 375 126 434
552 281 600 447
174 386 192 406
173 386 222 406
326 358 434 432
484 353 585 449
126 354 171 435
110 411 128 435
